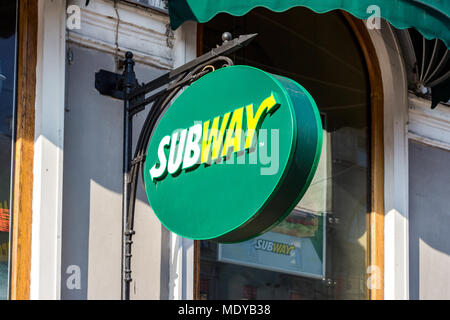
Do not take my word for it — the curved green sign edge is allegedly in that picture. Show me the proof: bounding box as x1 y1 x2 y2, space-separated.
215 73 323 243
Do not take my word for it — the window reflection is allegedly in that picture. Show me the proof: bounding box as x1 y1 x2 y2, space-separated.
0 0 18 300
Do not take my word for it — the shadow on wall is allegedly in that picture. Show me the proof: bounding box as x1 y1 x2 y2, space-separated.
409 140 450 300
61 44 169 299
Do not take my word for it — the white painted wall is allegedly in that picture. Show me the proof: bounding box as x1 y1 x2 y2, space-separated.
60 0 197 300
367 23 450 299
29 0 193 299
31 0 67 300
408 94 450 151
36 0 447 300
407 92 450 300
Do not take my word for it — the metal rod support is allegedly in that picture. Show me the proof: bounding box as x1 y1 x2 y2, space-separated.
121 51 136 300
128 33 257 99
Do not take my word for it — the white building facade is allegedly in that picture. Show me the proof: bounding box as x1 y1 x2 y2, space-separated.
1 0 448 300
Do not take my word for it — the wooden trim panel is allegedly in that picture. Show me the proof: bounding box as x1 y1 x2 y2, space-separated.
10 0 38 300
193 22 203 301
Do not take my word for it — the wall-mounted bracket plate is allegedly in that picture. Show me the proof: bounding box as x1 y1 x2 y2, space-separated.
95 69 124 100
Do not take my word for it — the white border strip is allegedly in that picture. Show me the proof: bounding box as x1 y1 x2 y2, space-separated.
31 0 66 300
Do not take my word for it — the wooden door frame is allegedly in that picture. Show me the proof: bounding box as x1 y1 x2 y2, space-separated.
10 0 38 300
193 11 384 300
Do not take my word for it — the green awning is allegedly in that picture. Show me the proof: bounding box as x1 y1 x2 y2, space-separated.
168 0 450 48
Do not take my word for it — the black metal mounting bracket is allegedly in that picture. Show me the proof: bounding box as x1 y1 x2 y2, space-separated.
95 69 125 100
95 33 256 102
94 33 257 301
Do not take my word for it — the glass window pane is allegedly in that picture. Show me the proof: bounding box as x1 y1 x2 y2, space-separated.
0 0 18 300
200 7 370 300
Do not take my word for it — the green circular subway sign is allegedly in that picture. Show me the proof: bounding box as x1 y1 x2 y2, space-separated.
144 65 322 243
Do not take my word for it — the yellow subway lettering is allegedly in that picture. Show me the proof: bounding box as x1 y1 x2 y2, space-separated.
222 107 244 157
245 93 279 150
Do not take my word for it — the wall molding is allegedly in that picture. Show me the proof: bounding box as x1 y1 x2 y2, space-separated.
408 94 450 150
408 133 450 151
67 0 174 69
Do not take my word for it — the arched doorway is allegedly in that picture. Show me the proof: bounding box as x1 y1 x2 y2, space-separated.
194 6 384 300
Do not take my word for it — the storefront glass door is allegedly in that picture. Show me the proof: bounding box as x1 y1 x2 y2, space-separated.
0 0 18 300
198 7 371 300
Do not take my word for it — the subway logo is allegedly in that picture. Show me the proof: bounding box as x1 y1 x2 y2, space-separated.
149 93 280 181
254 239 295 256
